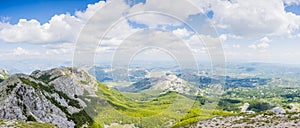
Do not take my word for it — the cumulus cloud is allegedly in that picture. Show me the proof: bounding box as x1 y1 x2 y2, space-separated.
283 0 300 5
249 37 271 50
13 47 29 55
128 0 201 27
172 28 192 38
259 37 271 43
1 0 299 46
209 0 300 36
0 0 299 63
249 42 269 50
0 14 82 44
0 1 106 44
12 47 40 56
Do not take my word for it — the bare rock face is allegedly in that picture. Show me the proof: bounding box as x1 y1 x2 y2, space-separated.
269 107 286 114
0 67 98 128
240 103 250 112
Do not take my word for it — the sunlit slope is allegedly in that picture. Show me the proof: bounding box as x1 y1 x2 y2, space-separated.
84 82 233 128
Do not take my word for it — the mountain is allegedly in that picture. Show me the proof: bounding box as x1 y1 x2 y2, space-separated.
88 66 149 82
178 72 270 90
0 67 98 128
0 65 293 128
0 69 9 82
119 71 199 95
0 67 212 128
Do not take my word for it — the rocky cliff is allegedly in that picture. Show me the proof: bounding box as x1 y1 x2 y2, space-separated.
0 67 99 128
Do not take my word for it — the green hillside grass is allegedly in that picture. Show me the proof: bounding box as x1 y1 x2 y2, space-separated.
85 82 233 128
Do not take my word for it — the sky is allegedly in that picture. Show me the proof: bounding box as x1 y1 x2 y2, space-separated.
0 0 101 24
1 0 300 73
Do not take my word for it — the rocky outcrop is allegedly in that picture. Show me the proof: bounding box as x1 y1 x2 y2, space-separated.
190 112 300 128
269 107 286 114
0 67 99 128
240 103 249 112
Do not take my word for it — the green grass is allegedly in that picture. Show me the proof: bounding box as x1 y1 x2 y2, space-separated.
89 82 233 128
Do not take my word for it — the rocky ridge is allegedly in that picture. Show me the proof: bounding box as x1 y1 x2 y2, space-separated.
0 67 99 128
189 112 300 128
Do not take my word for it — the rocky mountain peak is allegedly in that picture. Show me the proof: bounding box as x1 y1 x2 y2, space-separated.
31 67 98 96
0 67 98 128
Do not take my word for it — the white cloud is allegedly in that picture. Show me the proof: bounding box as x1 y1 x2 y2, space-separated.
259 37 271 43
128 0 201 27
0 1 106 44
227 34 243 39
257 42 270 49
1 0 298 46
172 28 192 38
0 14 82 44
283 0 300 5
219 34 227 42
13 47 29 55
12 47 40 56
249 37 271 50
0 0 299 64
75 1 106 21
209 0 300 36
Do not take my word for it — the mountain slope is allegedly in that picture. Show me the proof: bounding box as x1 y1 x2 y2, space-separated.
0 67 98 128
0 67 234 128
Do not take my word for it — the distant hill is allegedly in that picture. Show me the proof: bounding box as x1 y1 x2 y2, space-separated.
118 71 199 95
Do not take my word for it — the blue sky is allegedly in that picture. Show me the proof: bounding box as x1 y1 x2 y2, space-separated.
0 0 102 24
285 3 300 15
0 0 300 73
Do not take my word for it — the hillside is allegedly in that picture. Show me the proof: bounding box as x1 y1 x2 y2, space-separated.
0 67 232 128
2 67 300 128
0 67 98 128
